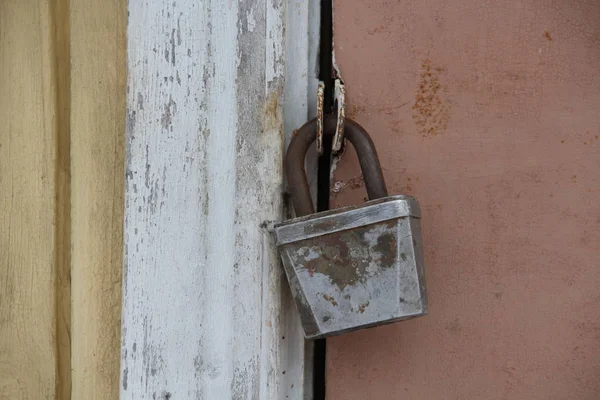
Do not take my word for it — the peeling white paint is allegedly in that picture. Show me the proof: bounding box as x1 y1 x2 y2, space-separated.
281 1 321 398
246 7 257 33
121 1 310 398
284 0 321 210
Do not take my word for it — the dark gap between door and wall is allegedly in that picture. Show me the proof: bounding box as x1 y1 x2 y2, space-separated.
315 0 334 399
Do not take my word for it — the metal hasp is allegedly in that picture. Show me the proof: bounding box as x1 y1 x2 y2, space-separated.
275 116 428 339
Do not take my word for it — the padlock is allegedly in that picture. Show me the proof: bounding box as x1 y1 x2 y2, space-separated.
274 115 427 339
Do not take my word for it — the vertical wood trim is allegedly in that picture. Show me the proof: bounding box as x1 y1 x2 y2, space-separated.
70 0 127 398
121 0 297 398
1 2 127 398
282 1 321 399
0 2 58 398
51 0 72 398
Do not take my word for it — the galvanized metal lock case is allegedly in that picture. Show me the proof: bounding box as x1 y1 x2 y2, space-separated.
274 116 427 339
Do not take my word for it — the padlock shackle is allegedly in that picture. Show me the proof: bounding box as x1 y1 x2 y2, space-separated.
286 115 388 217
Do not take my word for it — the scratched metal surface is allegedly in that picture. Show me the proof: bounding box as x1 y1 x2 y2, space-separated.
275 195 420 244
276 198 427 339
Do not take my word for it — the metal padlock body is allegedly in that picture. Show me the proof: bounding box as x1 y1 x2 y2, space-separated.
275 116 427 339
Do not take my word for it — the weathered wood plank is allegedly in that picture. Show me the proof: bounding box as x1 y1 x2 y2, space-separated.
121 1 295 398
1 1 128 398
0 2 58 398
282 1 321 399
70 0 127 398
52 0 72 398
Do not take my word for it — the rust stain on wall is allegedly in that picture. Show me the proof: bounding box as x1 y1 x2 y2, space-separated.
412 60 450 137
331 174 365 199
347 103 367 120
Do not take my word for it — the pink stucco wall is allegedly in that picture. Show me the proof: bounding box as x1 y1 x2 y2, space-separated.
328 1 600 398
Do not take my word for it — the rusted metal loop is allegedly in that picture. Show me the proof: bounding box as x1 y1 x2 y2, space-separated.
332 79 346 153
286 115 388 217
